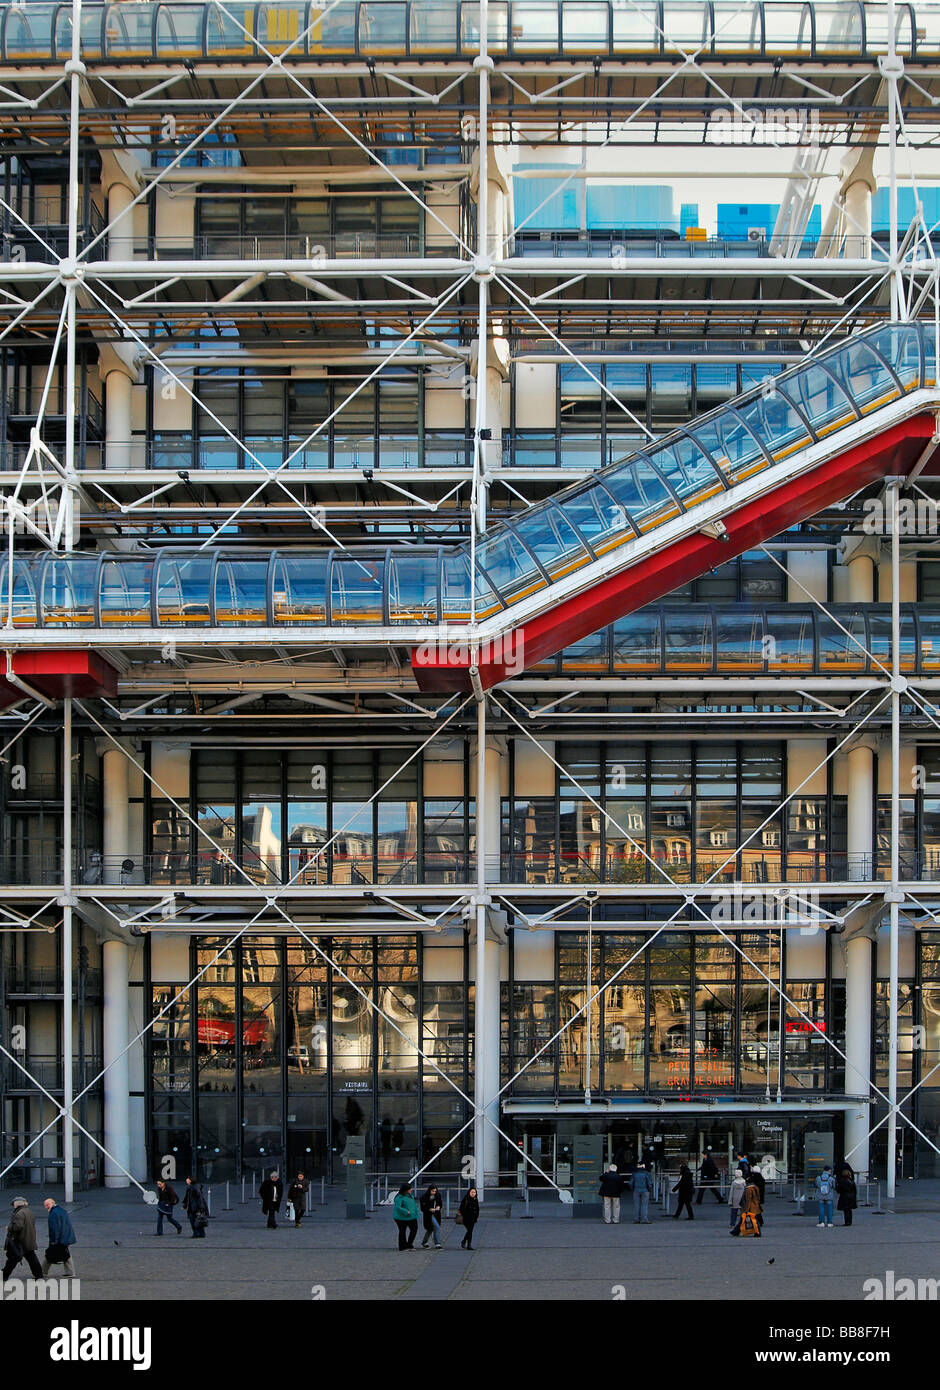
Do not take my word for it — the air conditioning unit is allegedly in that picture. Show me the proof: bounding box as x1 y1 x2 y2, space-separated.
747 226 767 243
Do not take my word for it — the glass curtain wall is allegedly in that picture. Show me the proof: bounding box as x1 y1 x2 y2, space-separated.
147 935 465 1181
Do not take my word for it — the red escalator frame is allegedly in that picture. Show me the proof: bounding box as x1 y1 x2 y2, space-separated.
412 413 939 692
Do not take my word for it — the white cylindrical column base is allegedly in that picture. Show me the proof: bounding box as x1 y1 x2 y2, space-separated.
842 178 872 260
102 747 130 882
104 369 133 471
102 939 131 1188
844 933 873 1175
107 181 136 262
846 744 874 882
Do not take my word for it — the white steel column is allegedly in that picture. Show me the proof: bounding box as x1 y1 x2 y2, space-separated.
888 480 901 1199
102 744 130 1187
102 938 130 1188
103 361 134 471
105 179 136 264
844 926 875 1175
844 521 876 1174
847 743 875 883
472 699 503 1196
843 174 874 261
102 745 130 876
62 697 74 1201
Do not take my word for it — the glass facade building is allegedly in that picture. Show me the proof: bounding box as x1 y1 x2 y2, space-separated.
1 1 939 1201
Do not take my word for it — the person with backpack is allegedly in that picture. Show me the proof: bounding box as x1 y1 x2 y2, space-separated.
41 1198 77 1276
836 1166 857 1227
598 1164 625 1224
671 1163 695 1220
815 1165 835 1226
419 1184 443 1248
393 1182 420 1250
154 1179 182 1236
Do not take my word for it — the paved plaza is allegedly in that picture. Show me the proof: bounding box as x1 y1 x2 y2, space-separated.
5 1180 938 1302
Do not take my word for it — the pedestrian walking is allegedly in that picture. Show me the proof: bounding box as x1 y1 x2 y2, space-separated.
259 1170 283 1229
738 1176 763 1237
41 1198 77 1277
598 1164 624 1225
393 1183 419 1250
672 1163 695 1220
287 1173 308 1228
748 1163 766 1227
695 1148 723 1204
154 1179 182 1236
815 1165 835 1227
727 1167 747 1233
630 1161 652 1223
458 1186 479 1249
182 1177 208 1238
419 1184 443 1248
836 1167 857 1227
3 1198 43 1279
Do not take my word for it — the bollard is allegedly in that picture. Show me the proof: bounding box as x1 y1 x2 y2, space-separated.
873 1181 884 1215
206 1187 212 1216
241 1175 246 1205
521 1187 532 1220
321 1176 326 1207
445 1189 450 1218
251 1171 257 1199
224 1181 231 1212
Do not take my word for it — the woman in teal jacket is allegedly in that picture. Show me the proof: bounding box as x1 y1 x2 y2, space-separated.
393 1183 419 1250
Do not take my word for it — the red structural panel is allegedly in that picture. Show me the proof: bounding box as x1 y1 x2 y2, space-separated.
0 650 119 707
412 413 939 692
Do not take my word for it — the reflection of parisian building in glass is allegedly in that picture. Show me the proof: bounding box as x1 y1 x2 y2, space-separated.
2 2 940 1196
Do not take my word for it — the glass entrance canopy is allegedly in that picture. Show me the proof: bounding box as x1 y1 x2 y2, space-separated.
2 323 934 631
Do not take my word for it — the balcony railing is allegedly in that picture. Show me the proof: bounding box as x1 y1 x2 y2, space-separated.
0 848 935 890
3 966 103 995
0 1055 103 1091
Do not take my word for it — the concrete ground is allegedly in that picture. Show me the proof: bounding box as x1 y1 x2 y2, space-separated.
4 1179 938 1301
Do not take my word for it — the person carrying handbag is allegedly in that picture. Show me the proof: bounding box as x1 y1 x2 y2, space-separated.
41 1198 77 1276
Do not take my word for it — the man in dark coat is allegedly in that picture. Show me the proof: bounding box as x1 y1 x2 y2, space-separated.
41 1198 77 1276
260 1170 283 1229
598 1164 625 1224
836 1166 858 1227
287 1173 308 1228
182 1177 207 1238
695 1148 723 1204
672 1163 695 1220
3 1198 43 1278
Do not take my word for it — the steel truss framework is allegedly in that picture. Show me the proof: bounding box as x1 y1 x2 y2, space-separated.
0 0 939 1207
